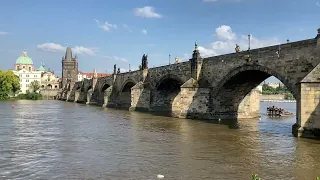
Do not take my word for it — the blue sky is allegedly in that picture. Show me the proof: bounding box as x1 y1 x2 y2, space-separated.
0 0 319 83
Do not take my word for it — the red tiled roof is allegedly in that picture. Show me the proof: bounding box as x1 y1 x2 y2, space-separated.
79 71 111 78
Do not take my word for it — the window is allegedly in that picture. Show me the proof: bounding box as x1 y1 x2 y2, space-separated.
26 84 29 87
55 85 58 89
19 74 22 77
20 79 22 82
34 75 37 77
29 67 31 71
26 79 29 82
23 66 25 69
26 75 29 77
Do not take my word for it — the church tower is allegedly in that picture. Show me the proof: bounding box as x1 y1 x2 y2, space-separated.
61 47 78 89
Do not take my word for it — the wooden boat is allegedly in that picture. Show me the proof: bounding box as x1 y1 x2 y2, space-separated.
267 106 294 117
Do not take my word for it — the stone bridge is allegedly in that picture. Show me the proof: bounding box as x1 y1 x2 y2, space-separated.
61 30 320 138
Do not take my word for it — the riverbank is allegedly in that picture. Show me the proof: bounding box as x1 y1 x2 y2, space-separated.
1 92 44 101
260 94 296 103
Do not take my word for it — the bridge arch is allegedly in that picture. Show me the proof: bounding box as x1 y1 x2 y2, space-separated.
119 79 137 109
152 74 184 114
101 83 111 92
212 64 297 120
214 64 296 98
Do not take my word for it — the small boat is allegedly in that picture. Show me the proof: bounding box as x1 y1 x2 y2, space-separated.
267 106 294 117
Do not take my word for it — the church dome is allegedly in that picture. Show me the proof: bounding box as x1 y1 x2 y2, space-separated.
16 51 33 65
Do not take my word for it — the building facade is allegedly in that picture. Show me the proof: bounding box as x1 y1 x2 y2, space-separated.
12 50 61 94
12 51 42 94
41 71 61 90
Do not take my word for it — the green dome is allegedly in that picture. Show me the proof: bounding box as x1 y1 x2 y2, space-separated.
16 51 33 65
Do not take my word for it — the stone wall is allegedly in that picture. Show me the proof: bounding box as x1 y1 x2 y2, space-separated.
261 94 285 100
40 89 61 100
130 82 150 111
295 83 320 137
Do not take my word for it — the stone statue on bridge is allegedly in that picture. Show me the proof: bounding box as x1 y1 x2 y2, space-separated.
113 64 117 75
235 44 241 53
117 68 120 74
316 28 320 39
175 57 180 64
141 54 148 70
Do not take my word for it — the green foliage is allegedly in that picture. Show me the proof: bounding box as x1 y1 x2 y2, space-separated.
16 92 43 100
29 80 40 92
262 84 294 98
0 70 20 100
284 93 295 100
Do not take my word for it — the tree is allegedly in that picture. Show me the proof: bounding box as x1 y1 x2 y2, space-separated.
0 70 20 99
29 80 40 92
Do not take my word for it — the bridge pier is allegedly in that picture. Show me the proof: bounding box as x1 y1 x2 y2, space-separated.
171 78 211 119
74 91 80 102
294 82 320 137
237 89 261 119
129 82 151 111
86 90 93 105
102 86 113 107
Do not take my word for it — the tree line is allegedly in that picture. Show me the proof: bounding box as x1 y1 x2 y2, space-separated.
261 84 295 100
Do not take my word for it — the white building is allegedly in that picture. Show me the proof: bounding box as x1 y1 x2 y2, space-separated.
12 51 42 94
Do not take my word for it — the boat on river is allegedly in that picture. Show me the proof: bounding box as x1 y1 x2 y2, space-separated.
267 106 294 117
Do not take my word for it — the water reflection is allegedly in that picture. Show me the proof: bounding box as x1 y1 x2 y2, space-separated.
0 101 319 180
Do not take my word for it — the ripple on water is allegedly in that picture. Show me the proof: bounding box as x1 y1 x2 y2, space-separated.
0 101 320 179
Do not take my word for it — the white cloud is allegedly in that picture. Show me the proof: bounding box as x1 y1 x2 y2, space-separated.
142 29 147 35
104 55 128 62
37 43 65 52
0 31 9 35
198 25 280 57
94 19 117 32
316 2 320 7
37 43 96 56
134 6 162 18
215 25 236 41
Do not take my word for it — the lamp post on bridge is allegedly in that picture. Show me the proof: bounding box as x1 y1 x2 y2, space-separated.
169 54 171 65
248 34 251 51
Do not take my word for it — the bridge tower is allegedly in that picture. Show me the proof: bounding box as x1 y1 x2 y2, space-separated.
61 47 78 89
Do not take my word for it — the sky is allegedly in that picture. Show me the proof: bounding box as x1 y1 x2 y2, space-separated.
0 0 319 83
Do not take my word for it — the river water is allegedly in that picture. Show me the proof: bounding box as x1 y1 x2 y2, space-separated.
0 100 319 180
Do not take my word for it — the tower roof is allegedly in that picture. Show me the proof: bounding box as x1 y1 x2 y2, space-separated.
64 47 73 61
37 64 46 71
16 50 33 65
